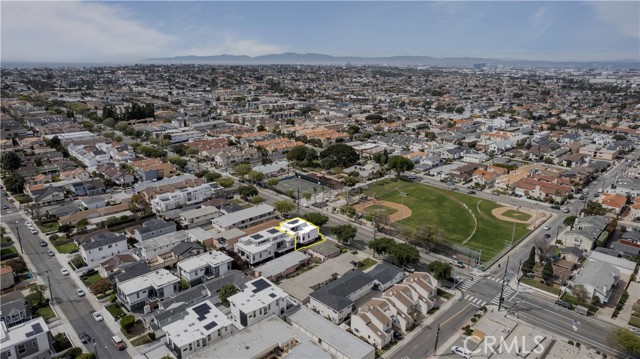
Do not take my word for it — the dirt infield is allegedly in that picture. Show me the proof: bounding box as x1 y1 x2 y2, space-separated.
359 200 412 222
492 206 545 229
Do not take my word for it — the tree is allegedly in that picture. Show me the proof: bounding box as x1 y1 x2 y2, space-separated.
329 224 357 243
89 278 112 295
319 144 359 169
247 170 265 183
76 218 89 233
368 237 395 257
115 121 129 131
389 243 419 267
59 224 74 235
102 118 115 128
611 328 640 355
77 354 96 359
6 258 26 273
340 205 357 219
1 151 21 171
541 261 554 284
219 284 239 307
341 176 359 187
522 246 536 275
232 163 252 177
266 178 279 188
204 171 222 182
29 284 48 304
237 185 258 199
427 261 453 281
274 200 296 215
4 172 25 194
168 156 188 170
563 215 577 227
286 145 313 162
179 278 191 291
387 155 415 178
301 212 329 227
410 225 441 251
571 284 590 306
120 315 135 332
216 177 234 188
534 237 551 263
302 192 312 202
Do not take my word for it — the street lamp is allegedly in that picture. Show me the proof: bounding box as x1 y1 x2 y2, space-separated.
399 192 407 226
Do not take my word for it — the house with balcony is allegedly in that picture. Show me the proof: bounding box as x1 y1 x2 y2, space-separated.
179 206 220 229
0 317 51 359
569 260 619 304
151 183 222 213
211 204 276 232
560 215 610 251
0 292 30 328
117 269 180 311
234 228 292 266
134 230 191 260
177 251 233 286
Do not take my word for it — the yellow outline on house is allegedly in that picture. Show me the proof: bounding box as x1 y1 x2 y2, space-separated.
274 217 326 251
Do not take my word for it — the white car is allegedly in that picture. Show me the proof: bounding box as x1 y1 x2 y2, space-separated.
543 226 550 230
30 228 38 235
93 312 104 322
76 288 85 297
60 268 70 276
452 345 472 359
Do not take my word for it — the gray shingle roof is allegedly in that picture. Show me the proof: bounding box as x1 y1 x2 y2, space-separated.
309 270 374 311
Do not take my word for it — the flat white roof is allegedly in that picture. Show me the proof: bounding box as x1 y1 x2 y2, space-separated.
136 230 190 250
0 317 48 346
177 250 233 273
163 300 233 348
118 269 180 295
211 204 274 228
229 277 288 313
254 251 308 279
180 206 219 220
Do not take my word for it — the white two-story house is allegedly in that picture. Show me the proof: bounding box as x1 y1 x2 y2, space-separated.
177 250 233 286
228 277 290 328
116 269 180 311
80 231 128 267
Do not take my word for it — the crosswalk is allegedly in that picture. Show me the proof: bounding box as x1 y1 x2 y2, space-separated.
489 286 518 305
458 275 519 308
463 294 487 307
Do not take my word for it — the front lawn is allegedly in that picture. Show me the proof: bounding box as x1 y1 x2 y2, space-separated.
106 304 126 320
81 272 103 286
131 333 154 346
122 320 146 339
55 243 79 254
35 305 56 321
37 221 60 233
520 277 560 295
358 258 377 272
13 194 32 204
437 288 453 300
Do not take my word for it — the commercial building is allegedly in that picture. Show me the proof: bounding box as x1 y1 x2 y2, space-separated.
117 269 180 311
163 300 235 359
177 250 233 286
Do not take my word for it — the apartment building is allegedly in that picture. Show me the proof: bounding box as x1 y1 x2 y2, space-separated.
67 143 111 169
234 228 290 265
163 130 205 144
117 269 180 311
579 144 619 161
0 317 51 359
151 182 223 213
228 277 289 328
177 250 233 285
178 206 220 229
131 158 177 182
211 204 276 232
163 300 235 359
277 218 320 246
80 231 128 267
134 218 177 242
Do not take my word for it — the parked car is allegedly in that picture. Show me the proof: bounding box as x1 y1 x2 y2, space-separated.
578 195 586 200
555 300 573 310
60 268 70 276
402 265 416 273
47 250 55 257
24 221 33 228
76 288 85 297
79 332 91 344
2 205 9 210
550 205 560 210
30 228 38 235
93 312 104 322
543 226 550 230
39 240 47 247
451 345 472 359
467 190 476 195
449 260 465 268
563 208 570 213
544 234 551 238
112 335 126 350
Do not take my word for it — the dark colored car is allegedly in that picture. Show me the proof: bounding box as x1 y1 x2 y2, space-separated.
79 332 91 344
468 190 476 195
550 205 560 210
544 233 551 238
555 300 573 310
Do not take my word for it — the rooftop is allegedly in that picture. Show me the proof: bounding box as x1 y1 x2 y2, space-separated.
118 269 180 295
178 250 233 273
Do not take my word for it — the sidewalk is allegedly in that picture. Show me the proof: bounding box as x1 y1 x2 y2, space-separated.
382 290 463 358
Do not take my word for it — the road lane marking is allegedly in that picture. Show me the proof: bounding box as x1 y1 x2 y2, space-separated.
441 303 471 326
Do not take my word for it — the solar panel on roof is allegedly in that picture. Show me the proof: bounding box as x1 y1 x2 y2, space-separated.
251 234 263 239
267 228 280 234
288 219 300 224
251 278 271 293
192 303 211 318
269 293 277 298
32 323 43 334
203 321 218 331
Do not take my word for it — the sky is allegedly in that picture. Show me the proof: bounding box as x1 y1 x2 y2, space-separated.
1 1 639 63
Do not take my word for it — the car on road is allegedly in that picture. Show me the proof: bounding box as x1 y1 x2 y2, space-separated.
543 226 550 230
24 221 33 227
79 332 91 344
47 250 55 257
544 233 551 238
449 260 465 268
451 345 471 358
563 208 570 213
467 190 476 195
550 205 560 210
555 300 573 310
578 195 586 200
112 335 126 350
93 312 104 322
60 268 70 276
593 193 600 198
402 265 416 273
76 288 85 297
39 240 47 247
30 228 38 235
2 205 9 210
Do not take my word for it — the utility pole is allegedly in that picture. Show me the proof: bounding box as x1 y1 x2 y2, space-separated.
93 339 98 359
14 221 23 254
498 256 510 312
434 323 441 353
557 274 565 301
297 187 300 216
46 271 53 304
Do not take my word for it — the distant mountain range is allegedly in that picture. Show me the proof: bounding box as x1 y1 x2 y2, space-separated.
144 52 640 69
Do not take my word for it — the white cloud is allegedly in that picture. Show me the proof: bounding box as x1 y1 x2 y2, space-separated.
1 1 175 62
183 33 286 57
589 1 640 38
528 7 551 37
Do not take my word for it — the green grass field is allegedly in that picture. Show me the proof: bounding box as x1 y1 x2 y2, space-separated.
501 210 532 221
54 243 79 254
365 179 530 262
